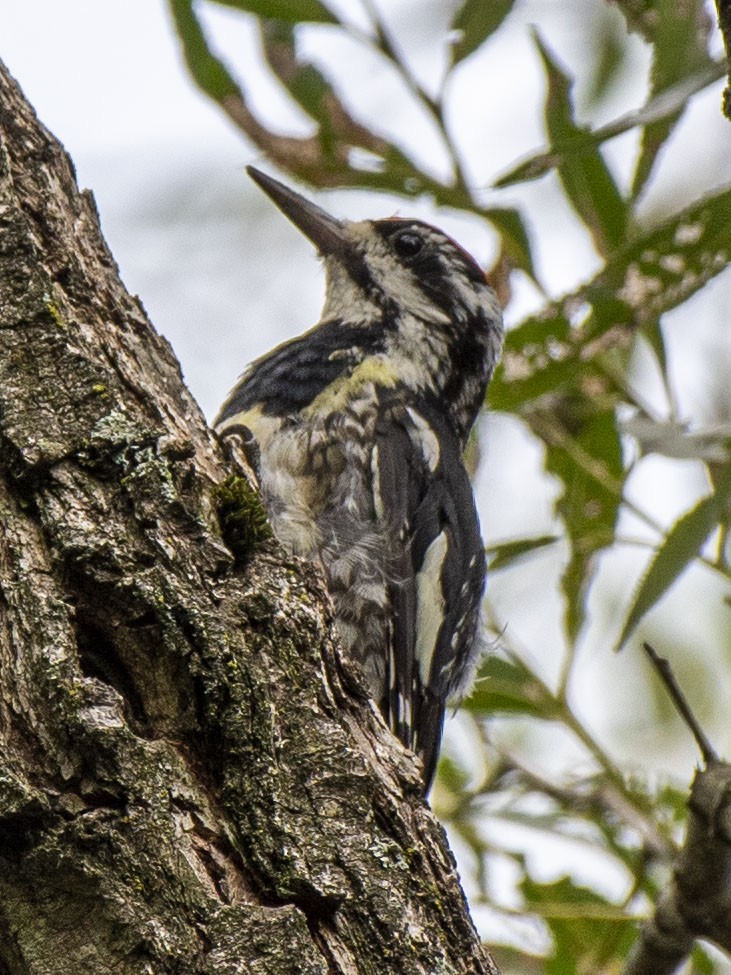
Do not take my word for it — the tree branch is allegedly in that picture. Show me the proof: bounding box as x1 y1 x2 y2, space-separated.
624 761 731 975
624 648 731 975
715 0 731 119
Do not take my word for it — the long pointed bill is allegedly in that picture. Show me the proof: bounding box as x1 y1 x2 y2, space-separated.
247 166 350 259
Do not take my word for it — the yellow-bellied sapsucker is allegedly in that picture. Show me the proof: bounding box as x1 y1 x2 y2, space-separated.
216 167 504 791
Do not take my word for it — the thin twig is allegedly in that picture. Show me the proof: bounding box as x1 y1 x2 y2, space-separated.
642 642 718 764
355 0 472 194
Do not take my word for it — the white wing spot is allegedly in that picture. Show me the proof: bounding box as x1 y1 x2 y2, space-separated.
415 531 449 684
371 444 385 520
406 408 440 472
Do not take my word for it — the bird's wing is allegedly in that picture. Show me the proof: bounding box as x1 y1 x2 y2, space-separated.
215 318 384 425
374 402 486 790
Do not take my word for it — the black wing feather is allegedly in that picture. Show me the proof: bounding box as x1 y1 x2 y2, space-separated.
216 319 385 421
374 401 486 790
372 413 418 748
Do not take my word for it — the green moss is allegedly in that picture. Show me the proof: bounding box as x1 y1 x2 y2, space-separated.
213 475 272 564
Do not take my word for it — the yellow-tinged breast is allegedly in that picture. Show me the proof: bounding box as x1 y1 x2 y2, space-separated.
303 357 399 417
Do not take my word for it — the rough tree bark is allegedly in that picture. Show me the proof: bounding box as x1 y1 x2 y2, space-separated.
0 60 499 975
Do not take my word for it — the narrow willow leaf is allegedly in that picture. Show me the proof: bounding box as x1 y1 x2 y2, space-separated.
538 406 624 640
449 0 515 65
690 945 718 975
584 8 626 108
522 877 637 975
616 463 731 649
491 182 731 416
467 656 561 720
607 0 657 39
486 535 559 572
640 318 669 386
260 21 335 127
208 0 337 23
482 206 539 284
632 0 712 196
533 31 628 256
168 0 241 100
494 62 723 189
586 183 731 335
490 354 580 413
489 310 574 412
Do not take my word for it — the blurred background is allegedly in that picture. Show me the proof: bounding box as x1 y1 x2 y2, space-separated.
2 1 730 970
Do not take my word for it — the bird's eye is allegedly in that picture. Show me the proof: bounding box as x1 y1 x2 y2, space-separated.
393 231 424 259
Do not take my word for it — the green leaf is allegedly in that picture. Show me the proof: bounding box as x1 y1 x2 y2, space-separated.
467 655 562 721
607 1 657 39
494 62 723 189
691 943 718 975
486 535 559 572
260 21 335 128
654 781 693 827
587 181 731 333
632 115 676 200
632 0 712 196
534 31 628 257
490 183 731 641
617 461 731 649
449 0 515 65
535 405 624 640
491 181 731 419
489 311 575 413
481 205 539 284
521 877 637 975
208 0 337 23
257 23 430 186
168 0 241 100
583 6 627 108
434 754 470 797
640 318 669 387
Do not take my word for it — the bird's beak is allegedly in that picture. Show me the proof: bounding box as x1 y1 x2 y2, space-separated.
247 166 350 260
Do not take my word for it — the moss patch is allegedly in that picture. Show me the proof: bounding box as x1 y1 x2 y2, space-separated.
213 475 272 564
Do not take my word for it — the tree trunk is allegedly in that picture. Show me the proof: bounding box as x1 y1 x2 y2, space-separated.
0 60 499 975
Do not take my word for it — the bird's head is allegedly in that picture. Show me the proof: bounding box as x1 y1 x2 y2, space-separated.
247 166 503 441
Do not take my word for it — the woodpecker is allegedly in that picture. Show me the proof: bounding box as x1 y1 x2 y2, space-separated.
216 167 503 791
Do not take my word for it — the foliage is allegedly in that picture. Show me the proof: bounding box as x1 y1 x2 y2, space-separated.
168 0 731 970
